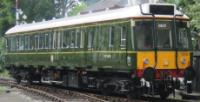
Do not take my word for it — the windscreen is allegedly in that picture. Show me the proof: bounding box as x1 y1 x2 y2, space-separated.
135 21 153 50
176 21 190 49
156 21 173 49
135 20 191 50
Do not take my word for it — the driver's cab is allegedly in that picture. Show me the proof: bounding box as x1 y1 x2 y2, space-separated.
134 3 192 79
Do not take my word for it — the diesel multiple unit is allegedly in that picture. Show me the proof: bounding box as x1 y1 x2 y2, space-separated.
5 3 195 99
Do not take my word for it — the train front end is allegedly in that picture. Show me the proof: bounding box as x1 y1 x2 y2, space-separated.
132 4 195 98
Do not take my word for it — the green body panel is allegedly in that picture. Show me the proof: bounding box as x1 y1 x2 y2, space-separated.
5 19 136 72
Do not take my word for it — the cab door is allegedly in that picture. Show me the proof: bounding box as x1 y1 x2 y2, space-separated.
135 21 155 71
176 22 191 70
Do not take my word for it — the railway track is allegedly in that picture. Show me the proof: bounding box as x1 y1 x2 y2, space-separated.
0 78 126 102
0 78 191 102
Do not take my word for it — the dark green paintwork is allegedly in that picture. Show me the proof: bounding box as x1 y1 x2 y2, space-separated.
5 19 136 72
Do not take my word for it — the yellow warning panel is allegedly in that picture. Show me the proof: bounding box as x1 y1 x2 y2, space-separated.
137 51 191 70
137 51 155 69
177 51 191 69
157 51 176 69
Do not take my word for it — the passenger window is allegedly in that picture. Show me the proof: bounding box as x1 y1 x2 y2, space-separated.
24 35 29 50
6 38 10 51
53 32 57 49
60 28 82 49
88 29 94 48
19 36 25 51
120 26 126 48
66 31 71 48
75 30 81 48
35 35 39 50
57 32 60 49
45 33 49 49
80 30 84 48
30 35 35 50
39 34 45 49
49 32 53 49
10 37 15 51
63 30 69 48
16 36 19 51
109 26 114 48
11 37 18 51
70 30 75 48
27 36 31 50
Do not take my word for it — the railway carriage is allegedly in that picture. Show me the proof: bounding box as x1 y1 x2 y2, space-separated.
5 2 195 99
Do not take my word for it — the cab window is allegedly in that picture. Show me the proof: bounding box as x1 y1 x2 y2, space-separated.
176 22 190 49
135 21 153 50
156 21 173 49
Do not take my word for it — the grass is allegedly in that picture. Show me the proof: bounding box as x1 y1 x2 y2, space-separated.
0 69 10 94
0 70 11 79
0 85 7 93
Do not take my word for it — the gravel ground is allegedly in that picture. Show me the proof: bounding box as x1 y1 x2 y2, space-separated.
0 86 50 102
0 86 90 102
0 85 199 102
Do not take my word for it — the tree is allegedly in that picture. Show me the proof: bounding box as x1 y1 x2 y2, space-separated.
19 0 56 23
67 1 87 16
165 0 200 31
186 1 200 30
55 0 75 18
81 0 99 6
165 0 200 49
55 0 87 18
18 0 87 22
0 1 15 72
0 0 15 36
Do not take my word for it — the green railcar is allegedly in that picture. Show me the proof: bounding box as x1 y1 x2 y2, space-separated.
5 20 133 70
5 3 195 99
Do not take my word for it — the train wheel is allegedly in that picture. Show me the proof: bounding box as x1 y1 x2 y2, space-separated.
175 78 181 89
25 72 33 85
100 79 115 95
100 87 112 95
159 83 170 99
184 67 195 81
27 77 33 85
143 67 156 82
127 87 142 99
127 77 142 99
16 75 22 84
159 92 170 99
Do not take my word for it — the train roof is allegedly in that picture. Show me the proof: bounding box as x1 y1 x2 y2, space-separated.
6 3 189 35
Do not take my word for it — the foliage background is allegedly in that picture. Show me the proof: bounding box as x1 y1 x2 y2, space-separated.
165 0 200 31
